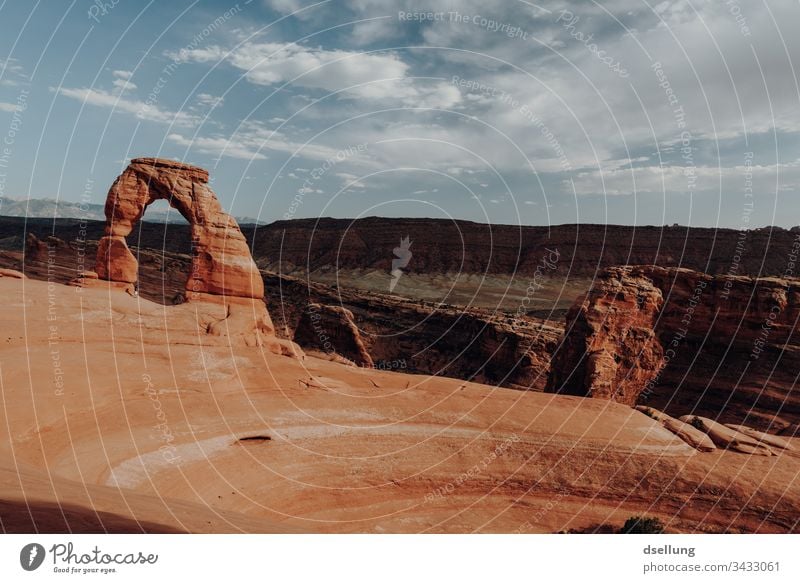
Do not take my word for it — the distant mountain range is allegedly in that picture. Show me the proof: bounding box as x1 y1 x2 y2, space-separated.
0 197 264 225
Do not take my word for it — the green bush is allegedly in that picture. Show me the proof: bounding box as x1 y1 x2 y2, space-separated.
619 516 665 534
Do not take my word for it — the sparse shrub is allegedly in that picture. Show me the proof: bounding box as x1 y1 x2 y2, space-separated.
619 516 665 534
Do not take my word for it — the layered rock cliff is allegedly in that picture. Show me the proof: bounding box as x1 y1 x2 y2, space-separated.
264 272 560 389
7 216 800 279
547 266 800 430
250 218 800 277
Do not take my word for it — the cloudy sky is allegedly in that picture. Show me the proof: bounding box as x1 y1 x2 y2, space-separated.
1 0 799 227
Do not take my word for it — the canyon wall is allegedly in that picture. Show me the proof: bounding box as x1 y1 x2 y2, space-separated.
547 266 800 430
6 216 800 278
264 272 560 390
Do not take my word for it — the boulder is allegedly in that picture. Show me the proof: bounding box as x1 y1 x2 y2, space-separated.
680 415 774 456
725 424 795 451
662 418 716 452
635 406 716 452
0 268 26 279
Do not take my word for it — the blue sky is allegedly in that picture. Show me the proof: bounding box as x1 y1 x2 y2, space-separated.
1 0 800 228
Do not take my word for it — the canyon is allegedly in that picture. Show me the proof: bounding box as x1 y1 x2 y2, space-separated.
0 161 798 533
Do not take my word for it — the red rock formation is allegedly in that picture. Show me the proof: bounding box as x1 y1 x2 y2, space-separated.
92 158 295 353
96 157 263 299
0 268 25 279
547 266 665 403
548 266 800 430
294 303 374 367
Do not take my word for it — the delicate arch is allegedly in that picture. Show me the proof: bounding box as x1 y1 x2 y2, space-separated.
95 157 263 300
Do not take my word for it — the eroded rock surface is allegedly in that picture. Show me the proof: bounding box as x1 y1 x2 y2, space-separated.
680 416 775 456
725 425 796 452
548 266 800 429
294 303 374 367
636 406 716 452
96 157 263 299
547 267 665 403
266 272 560 389
91 158 294 353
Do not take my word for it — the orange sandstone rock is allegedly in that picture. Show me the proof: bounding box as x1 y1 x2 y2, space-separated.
96 157 263 299
93 157 295 354
0 268 26 279
547 266 665 403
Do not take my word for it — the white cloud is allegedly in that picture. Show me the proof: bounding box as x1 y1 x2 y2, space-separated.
0 57 25 76
568 160 800 196
110 70 136 93
195 92 224 107
336 172 366 188
0 57 27 87
167 120 375 163
264 0 311 14
55 86 198 126
167 133 268 160
112 78 137 92
171 41 461 107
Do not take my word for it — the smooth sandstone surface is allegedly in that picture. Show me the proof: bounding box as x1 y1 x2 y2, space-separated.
1 276 798 533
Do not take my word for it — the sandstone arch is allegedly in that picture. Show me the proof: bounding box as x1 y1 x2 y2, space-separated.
90 157 297 353
96 157 263 300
